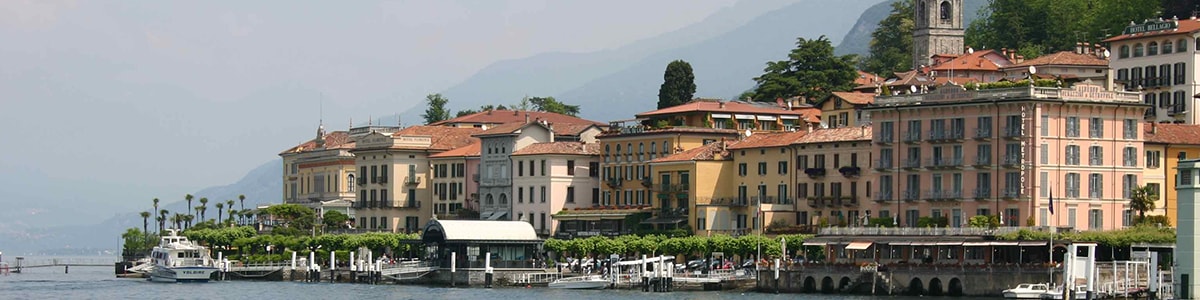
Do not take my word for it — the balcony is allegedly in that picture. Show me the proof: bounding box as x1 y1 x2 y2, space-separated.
875 134 894 144
903 190 920 202
840 196 858 207
752 196 778 205
903 131 922 143
807 197 822 207
873 191 893 202
357 177 367 186
1002 187 1022 199
377 176 389 184
472 174 479 183
874 159 893 170
640 177 653 188
605 178 622 188
903 158 922 169
943 189 963 201
973 188 991 200
481 177 511 186
708 197 749 207
927 129 965 143
1002 126 1023 139
973 127 992 139
838 166 861 177
925 189 943 201
1002 155 1022 168
403 176 419 185
928 156 964 169
804 167 827 178
973 156 992 167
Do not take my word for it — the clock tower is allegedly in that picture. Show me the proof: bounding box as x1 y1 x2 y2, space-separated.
913 0 965 68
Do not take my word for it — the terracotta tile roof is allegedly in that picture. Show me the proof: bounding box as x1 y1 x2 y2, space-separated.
1103 18 1200 43
887 70 933 86
598 127 741 138
1145 123 1200 145
727 131 807 149
855 70 882 86
280 131 354 155
474 122 529 136
547 123 599 136
429 141 482 158
393 126 482 150
429 110 605 126
650 140 734 163
831 92 875 105
793 126 872 144
1009 50 1108 67
511 142 600 156
931 77 980 85
930 49 1011 72
635 99 810 118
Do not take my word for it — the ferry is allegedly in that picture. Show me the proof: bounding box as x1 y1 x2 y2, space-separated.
148 229 217 282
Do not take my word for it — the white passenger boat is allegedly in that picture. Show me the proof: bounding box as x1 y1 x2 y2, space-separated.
548 275 609 289
1040 285 1091 300
1003 283 1051 299
148 229 217 283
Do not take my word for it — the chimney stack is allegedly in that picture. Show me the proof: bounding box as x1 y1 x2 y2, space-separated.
1076 42 1083 54
1001 48 1008 57
1016 55 1025 64
1083 42 1092 54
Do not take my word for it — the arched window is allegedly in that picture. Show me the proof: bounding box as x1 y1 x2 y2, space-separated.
662 141 670 154
638 143 645 161
1148 42 1159 55
1164 41 1174 54
650 142 657 159
347 174 356 193
500 193 508 204
939 1 952 21
918 1 926 22
486 194 494 205
1182 38 1190 52
1134 43 1144 57
615 144 621 161
1119 45 1130 58
626 143 633 161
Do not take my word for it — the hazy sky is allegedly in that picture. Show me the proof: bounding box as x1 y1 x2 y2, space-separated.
0 0 765 225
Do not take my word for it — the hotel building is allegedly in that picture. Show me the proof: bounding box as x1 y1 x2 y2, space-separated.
1104 17 1200 124
279 124 358 220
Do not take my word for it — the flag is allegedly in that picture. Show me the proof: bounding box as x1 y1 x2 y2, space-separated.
1048 189 1055 215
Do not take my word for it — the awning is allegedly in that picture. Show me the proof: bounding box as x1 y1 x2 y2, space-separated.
846 241 873 250
802 241 827 246
910 241 939 246
734 114 755 120
756 115 777 121
936 241 963 246
640 217 686 225
990 241 1020 246
1019 241 1048 246
711 114 732 119
488 212 508 220
779 115 801 120
888 241 912 246
963 242 991 246
479 212 493 219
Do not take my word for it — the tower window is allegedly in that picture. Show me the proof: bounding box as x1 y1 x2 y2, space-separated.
940 1 951 21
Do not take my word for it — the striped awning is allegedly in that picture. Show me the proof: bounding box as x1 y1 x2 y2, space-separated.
734 114 755 120
846 241 873 250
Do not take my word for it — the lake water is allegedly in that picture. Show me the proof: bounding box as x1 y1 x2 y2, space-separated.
0 261 956 300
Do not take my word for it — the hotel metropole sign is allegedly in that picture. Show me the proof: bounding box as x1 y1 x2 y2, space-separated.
1124 19 1178 35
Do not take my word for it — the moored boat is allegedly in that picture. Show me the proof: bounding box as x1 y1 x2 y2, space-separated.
1003 283 1051 299
148 229 217 283
548 275 609 289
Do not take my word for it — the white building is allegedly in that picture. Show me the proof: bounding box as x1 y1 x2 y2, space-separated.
1177 158 1200 299
1104 17 1200 124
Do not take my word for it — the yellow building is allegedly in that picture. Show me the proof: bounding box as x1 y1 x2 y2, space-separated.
823 92 875 128
1144 123 1200 226
723 131 807 234
648 140 738 236
279 124 357 219
791 127 873 227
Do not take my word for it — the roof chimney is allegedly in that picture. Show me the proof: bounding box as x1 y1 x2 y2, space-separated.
1076 42 1083 54
1001 48 1008 57
719 102 725 109
1083 42 1092 54
1016 55 1024 64
861 124 868 137
775 97 785 108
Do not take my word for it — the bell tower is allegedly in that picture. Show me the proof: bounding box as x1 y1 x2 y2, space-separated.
913 0 965 68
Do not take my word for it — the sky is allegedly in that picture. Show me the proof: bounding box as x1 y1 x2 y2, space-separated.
0 0 762 226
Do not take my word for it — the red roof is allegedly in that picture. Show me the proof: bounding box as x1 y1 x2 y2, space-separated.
726 131 807 150
635 99 810 118
1009 50 1108 67
1145 123 1200 145
392 126 482 151
650 140 733 163
430 110 604 126
930 49 1011 72
280 131 354 155
855 70 881 86
597 127 740 138
830 92 875 105
511 142 600 156
429 141 482 158
793 126 872 144
1103 18 1200 43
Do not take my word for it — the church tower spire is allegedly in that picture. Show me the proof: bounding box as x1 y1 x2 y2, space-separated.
913 0 965 68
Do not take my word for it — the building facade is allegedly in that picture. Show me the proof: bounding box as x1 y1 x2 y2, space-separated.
1104 17 1200 124
510 142 600 237
1144 123 1200 226
476 119 603 221
823 92 875 128
428 142 480 220
279 125 358 220
866 82 1147 231
912 0 964 68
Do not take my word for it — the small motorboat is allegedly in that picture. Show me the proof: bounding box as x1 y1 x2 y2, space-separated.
1003 283 1051 299
548 275 609 289
1040 285 1091 300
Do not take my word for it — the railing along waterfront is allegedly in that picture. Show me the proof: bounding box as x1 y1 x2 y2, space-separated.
818 226 1025 236
874 86 1142 107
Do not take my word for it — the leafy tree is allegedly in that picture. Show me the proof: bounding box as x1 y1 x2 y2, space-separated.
122 228 156 256
752 35 857 105
261 203 318 234
528 96 581 116
966 0 1161 57
861 0 913 75
657 60 696 109
1129 185 1159 221
323 210 350 229
421 93 452 124
455 109 478 117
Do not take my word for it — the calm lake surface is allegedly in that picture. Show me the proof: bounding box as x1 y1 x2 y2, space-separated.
0 257 965 300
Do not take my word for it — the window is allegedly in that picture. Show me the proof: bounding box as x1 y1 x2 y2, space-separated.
540 160 546 176
567 160 575 176
1184 170 1195 185
757 162 767 175
1176 62 1187 85
1146 151 1161 168
1123 175 1138 199
517 187 524 203
1134 43 1144 57
1066 117 1079 137
814 154 827 168
1180 38 1189 52
1148 41 1159 55
1124 147 1138 167
1040 172 1049 197
1089 117 1103 138
1041 144 1048 164
1089 146 1102 166
1088 173 1103 198
541 186 547 203
1165 40 1175 54
976 144 991 165
738 163 747 176
518 161 524 176
1123 119 1137 139
1089 209 1103 230
1068 208 1077 228
1123 210 1134 227
778 161 788 174
588 162 599 177
1065 173 1080 198
1161 64 1172 86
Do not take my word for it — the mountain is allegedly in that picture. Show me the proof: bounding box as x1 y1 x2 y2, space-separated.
835 0 990 58
553 0 876 121
1 159 282 255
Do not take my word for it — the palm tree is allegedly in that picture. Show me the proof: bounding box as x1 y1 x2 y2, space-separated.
152 198 160 231
225 200 235 224
195 205 206 223
199 198 209 220
238 194 247 223
182 215 194 230
185 194 194 219
158 209 169 232
155 215 164 234
227 209 237 226
1129 185 1159 223
139 211 151 233
170 213 182 230
216 202 225 224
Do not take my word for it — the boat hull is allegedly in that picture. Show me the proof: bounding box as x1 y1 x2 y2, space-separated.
1004 291 1045 299
149 266 217 283
548 276 609 289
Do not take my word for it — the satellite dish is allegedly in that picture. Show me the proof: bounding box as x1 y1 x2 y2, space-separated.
744 129 752 137
1028 66 1037 75
967 47 975 54
1103 49 1111 58
910 85 918 93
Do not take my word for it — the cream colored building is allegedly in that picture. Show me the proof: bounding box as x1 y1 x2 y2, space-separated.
428 142 480 220
511 142 600 237
279 125 357 220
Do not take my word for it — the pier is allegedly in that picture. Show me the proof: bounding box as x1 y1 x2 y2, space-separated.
8 257 119 273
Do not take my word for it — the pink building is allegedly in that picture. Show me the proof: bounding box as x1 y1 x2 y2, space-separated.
866 82 1147 230
510 142 600 237
428 141 482 217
